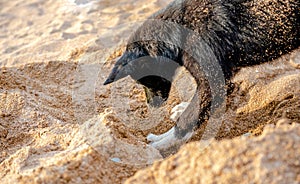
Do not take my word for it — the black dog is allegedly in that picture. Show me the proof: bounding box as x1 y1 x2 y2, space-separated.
104 0 299 153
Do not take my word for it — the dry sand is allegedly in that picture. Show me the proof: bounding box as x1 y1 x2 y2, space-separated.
0 0 299 183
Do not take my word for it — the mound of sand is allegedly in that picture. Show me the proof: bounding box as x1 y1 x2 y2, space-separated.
126 122 300 184
0 0 299 183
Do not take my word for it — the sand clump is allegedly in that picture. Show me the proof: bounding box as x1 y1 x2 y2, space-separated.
0 0 299 183
125 122 300 184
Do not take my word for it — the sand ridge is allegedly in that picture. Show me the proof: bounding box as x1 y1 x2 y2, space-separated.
0 0 299 183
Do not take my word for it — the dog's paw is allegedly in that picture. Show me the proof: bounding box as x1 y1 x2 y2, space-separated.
147 127 193 152
170 102 189 121
147 127 176 142
147 102 191 153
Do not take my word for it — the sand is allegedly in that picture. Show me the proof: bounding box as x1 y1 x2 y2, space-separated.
0 0 299 183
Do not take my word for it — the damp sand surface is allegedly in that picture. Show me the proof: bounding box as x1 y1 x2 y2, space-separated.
0 1 299 183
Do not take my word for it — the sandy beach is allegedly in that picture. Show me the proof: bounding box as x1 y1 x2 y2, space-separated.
0 0 299 183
